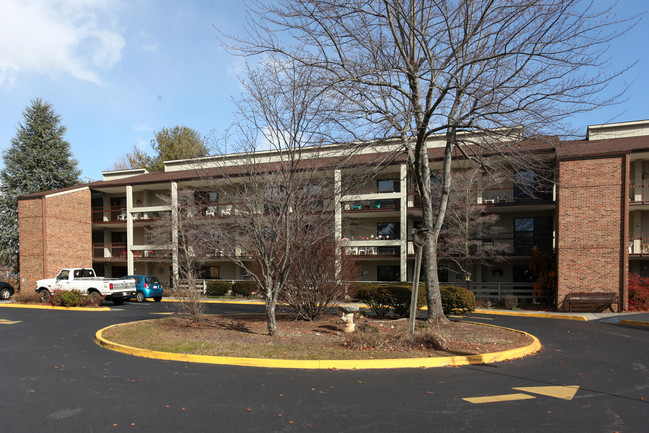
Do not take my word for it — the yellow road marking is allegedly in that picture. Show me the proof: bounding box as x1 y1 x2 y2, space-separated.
512 385 579 400
0 319 22 325
463 393 535 404
150 312 174 315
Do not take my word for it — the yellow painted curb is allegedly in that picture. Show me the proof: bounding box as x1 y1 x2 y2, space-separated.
161 298 265 305
0 303 111 312
95 319 541 370
618 319 649 328
474 309 588 321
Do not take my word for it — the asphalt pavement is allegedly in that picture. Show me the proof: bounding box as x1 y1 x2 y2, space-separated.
1 301 648 433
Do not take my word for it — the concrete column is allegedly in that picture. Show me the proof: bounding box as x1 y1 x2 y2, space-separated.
171 181 179 287
126 185 134 275
334 170 342 279
400 163 408 282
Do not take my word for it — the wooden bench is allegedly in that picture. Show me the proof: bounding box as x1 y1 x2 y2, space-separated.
564 292 620 313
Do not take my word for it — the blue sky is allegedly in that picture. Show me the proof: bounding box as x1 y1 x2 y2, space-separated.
0 0 647 182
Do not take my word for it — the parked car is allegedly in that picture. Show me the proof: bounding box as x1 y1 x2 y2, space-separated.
0 281 14 300
123 275 163 302
36 268 136 305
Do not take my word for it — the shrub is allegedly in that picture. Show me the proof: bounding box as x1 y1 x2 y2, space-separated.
356 284 391 317
232 281 257 297
383 283 427 317
51 289 86 307
440 285 476 316
356 283 426 318
206 280 232 297
12 290 43 304
628 273 649 311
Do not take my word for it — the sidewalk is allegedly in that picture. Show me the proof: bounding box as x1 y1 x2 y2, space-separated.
472 308 649 325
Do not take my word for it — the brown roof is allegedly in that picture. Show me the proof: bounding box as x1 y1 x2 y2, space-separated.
18 134 649 200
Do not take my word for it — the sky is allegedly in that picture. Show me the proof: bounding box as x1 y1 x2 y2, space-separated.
0 0 647 182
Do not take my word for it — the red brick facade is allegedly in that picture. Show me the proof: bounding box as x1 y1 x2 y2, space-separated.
556 157 625 310
18 188 92 291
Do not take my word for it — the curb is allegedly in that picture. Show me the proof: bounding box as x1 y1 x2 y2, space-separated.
0 303 112 312
473 309 589 321
94 319 541 370
617 319 649 328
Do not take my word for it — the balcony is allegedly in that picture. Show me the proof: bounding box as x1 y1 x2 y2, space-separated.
406 186 554 209
92 206 167 224
629 232 649 255
92 243 172 260
342 199 399 213
406 232 554 257
630 182 649 203
343 246 400 257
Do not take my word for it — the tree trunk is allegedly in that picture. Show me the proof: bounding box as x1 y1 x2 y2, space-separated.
265 296 278 336
423 225 448 323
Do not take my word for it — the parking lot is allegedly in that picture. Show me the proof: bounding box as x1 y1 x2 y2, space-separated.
1 301 648 432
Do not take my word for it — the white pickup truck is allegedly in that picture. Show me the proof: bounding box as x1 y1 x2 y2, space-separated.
36 268 136 305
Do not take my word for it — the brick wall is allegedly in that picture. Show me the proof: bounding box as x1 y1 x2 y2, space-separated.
556 157 624 309
18 188 92 291
18 198 44 291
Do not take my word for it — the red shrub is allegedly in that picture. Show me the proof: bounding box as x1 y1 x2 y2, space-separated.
628 273 649 311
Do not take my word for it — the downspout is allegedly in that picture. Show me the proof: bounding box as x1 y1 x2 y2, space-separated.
621 154 630 311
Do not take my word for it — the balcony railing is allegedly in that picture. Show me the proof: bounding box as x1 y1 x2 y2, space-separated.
407 186 554 208
91 206 166 223
406 232 554 257
93 242 126 259
92 243 172 260
630 182 649 203
628 232 649 254
343 246 400 257
342 199 399 213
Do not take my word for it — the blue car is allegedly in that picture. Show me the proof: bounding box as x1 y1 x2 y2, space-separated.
124 275 164 302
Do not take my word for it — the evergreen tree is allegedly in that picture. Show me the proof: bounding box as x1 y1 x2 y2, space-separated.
110 125 208 172
0 98 81 273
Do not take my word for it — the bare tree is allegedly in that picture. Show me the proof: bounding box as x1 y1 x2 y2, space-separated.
148 189 207 319
196 59 375 335
229 0 634 322
281 237 359 321
435 166 507 277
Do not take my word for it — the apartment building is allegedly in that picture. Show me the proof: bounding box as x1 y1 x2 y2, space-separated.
18 120 649 310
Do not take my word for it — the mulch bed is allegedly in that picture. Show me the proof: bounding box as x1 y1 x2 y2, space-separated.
106 313 534 360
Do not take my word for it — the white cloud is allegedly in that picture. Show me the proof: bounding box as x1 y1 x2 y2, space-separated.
133 31 159 54
0 0 125 88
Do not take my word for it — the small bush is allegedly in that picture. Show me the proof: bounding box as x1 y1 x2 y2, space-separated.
232 281 257 297
12 290 43 304
356 284 391 317
440 286 476 316
356 283 426 318
51 289 86 307
383 283 427 317
206 280 232 297
628 273 649 311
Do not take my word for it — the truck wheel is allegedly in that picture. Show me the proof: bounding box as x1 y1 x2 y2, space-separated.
88 291 103 305
39 289 52 303
136 291 146 303
153 296 162 302
112 297 125 306
0 287 12 300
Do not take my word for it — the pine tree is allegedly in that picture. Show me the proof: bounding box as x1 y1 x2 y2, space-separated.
0 98 81 273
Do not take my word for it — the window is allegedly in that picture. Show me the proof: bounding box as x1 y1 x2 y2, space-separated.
200 266 220 279
377 266 400 281
377 222 400 239
377 178 399 193
514 217 553 255
513 265 534 283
